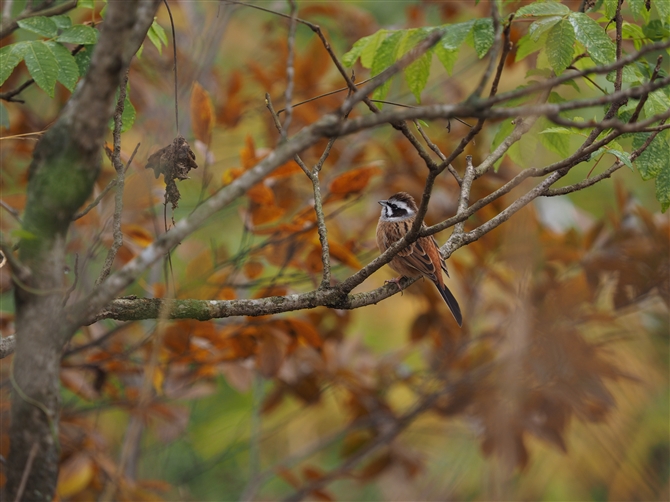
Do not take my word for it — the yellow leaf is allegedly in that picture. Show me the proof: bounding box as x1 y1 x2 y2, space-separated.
152 366 164 396
327 240 362 269
57 454 94 498
190 82 215 144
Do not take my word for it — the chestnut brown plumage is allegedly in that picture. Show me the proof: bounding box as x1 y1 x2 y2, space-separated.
376 192 463 326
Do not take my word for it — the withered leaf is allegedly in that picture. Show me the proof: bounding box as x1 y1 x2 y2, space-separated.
145 136 198 210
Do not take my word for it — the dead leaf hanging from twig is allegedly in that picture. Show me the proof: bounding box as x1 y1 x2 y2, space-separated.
145 136 198 209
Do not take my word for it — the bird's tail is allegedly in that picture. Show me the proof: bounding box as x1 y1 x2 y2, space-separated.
437 283 462 326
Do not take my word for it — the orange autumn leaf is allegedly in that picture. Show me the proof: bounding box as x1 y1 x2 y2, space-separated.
57 453 95 498
328 165 382 197
123 224 154 247
250 203 285 226
244 260 264 279
240 135 258 169
285 318 323 348
328 239 362 269
190 82 215 144
222 167 244 186
269 159 303 178
248 183 275 206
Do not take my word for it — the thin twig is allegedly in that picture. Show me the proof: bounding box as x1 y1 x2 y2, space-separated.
73 179 117 220
453 155 475 236
413 119 462 185
0 0 78 39
13 442 38 502
163 0 179 133
281 0 298 137
96 71 129 285
0 200 22 223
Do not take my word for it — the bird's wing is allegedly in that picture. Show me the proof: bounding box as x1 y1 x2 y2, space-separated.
401 236 443 284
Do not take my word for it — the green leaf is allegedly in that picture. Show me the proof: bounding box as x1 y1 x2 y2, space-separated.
108 86 136 133
78 0 95 8
643 19 670 40
44 41 79 92
0 42 29 86
568 13 615 65
516 1 571 17
434 20 474 74
546 20 575 74
644 89 670 117
622 22 645 50
11 229 37 240
539 119 571 157
655 163 670 212
655 0 670 23
628 0 649 21
608 149 634 169
529 16 562 41
633 132 670 180
442 20 475 50
605 65 642 83
370 31 402 104
23 41 59 97
491 119 515 171
0 102 9 129
603 0 618 18
515 32 547 62
147 17 168 55
539 126 573 134
405 50 432 103
17 16 57 38
342 33 377 67
51 15 72 30
74 45 94 76
471 18 494 58
361 30 388 68
56 25 98 45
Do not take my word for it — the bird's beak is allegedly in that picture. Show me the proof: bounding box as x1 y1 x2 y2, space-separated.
378 200 387 206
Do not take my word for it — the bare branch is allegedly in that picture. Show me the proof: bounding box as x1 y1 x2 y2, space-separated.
0 334 15 359
0 199 22 223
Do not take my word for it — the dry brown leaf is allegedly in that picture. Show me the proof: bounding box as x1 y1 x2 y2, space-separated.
190 82 215 144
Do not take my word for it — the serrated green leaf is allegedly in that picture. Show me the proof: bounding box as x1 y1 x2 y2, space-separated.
56 25 98 45
590 147 606 160
634 132 670 179
23 41 59 97
655 0 670 23
622 22 645 50
434 43 458 75
491 119 515 171
0 102 9 129
515 32 547 62
540 126 573 134
370 31 402 105
471 18 494 58
17 16 58 38
44 41 79 91
529 16 562 41
405 50 432 103
605 65 642 83
644 89 670 117
655 163 670 212
628 0 649 20
51 15 72 30
568 13 616 65
546 20 575 74
643 19 670 40
342 33 377 67
147 18 168 55
361 30 388 68
74 45 94 76
603 0 618 18
0 42 29 86
442 20 475 50
516 1 571 17
108 87 136 133
608 149 634 169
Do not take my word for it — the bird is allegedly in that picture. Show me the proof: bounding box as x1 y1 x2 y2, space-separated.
376 192 463 326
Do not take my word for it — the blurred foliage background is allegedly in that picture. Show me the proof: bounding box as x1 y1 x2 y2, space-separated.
0 0 668 500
